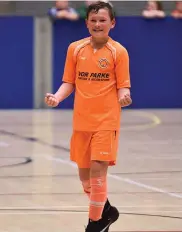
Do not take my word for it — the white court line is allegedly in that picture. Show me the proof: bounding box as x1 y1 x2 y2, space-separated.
123 140 182 145
134 157 182 160
0 142 9 147
122 177 182 180
0 205 181 210
46 156 182 199
108 174 182 199
0 212 85 215
0 211 182 215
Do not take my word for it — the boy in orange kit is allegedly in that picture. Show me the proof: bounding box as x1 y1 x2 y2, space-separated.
45 1 132 231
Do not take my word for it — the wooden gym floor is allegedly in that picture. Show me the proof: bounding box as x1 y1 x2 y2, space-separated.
0 109 181 232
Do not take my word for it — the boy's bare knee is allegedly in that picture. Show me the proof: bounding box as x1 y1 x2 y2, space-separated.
90 160 109 177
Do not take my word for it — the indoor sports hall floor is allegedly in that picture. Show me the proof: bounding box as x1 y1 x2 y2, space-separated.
0 109 182 232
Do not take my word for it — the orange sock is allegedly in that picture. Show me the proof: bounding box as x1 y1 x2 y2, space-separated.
89 176 107 221
82 180 91 198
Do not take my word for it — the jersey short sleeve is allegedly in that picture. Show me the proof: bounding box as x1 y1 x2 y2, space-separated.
62 43 76 84
115 46 131 89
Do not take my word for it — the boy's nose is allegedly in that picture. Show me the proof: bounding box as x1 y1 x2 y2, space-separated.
95 21 100 27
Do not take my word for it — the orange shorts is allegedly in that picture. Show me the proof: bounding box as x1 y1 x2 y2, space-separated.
70 130 119 168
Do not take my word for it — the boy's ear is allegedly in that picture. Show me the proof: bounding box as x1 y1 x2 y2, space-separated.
111 18 116 29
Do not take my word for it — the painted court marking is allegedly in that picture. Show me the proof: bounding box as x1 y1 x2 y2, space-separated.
0 141 9 147
1 205 182 218
46 156 182 199
121 110 161 130
0 205 181 209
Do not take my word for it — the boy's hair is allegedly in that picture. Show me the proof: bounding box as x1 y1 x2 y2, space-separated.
86 1 115 20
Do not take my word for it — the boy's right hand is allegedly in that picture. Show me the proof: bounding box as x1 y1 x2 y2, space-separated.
45 93 59 107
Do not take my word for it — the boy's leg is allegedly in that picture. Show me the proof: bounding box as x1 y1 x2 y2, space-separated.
79 168 112 214
89 160 108 221
70 130 111 208
79 162 109 221
70 131 118 231
79 168 90 198
85 131 120 232
79 164 115 232
86 161 119 232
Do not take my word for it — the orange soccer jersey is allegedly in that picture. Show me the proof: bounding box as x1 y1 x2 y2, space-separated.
62 37 131 131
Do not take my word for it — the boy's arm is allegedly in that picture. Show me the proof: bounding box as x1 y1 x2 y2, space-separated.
45 83 74 107
57 42 76 101
45 43 76 107
115 47 132 107
54 82 75 102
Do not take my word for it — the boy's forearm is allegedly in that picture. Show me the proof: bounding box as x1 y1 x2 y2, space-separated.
54 82 75 103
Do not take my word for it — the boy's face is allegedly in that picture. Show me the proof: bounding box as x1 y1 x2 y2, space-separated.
86 8 115 39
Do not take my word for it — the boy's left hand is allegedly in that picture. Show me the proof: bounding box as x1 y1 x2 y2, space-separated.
118 88 132 107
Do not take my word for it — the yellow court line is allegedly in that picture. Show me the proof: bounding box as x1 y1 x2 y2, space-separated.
121 110 162 131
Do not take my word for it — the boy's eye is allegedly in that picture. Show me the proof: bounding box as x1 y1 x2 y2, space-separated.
90 19 106 23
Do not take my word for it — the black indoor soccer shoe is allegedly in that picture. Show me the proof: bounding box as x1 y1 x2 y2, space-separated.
85 206 119 232
101 199 120 232
85 218 112 232
102 205 120 232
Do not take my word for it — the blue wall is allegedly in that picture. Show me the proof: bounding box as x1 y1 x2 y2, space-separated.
0 17 181 109
0 17 33 109
53 17 182 109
